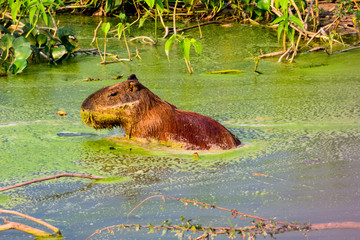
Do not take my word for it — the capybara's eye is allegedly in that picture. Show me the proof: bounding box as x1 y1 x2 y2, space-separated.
108 92 118 97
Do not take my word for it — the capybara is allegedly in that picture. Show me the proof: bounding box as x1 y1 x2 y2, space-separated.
81 74 240 150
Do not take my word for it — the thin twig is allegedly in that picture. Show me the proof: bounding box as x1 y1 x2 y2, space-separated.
290 33 302 62
173 0 179 35
278 46 293 62
0 218 56 237
333 45 360 54
0 210 61 235
129 36 156 45
91 20 103 46
87 195 360 240
259 50 286 58
0 173 105 192
127 195 298 227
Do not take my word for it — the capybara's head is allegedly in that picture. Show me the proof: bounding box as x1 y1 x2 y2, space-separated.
81 74 162 130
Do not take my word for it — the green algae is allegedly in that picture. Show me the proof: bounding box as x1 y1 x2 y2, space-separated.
94 176 132 184
0 18 360 239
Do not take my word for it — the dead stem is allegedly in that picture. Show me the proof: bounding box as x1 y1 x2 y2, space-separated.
0 173 105 192
0 210 61 235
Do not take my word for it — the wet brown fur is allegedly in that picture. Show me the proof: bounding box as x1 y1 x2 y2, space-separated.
81 74 241 150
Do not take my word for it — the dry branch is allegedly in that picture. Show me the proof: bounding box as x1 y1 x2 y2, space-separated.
0 173 105 192
87 195 360 239
129 36 156 45
259 50 286 58
0 218 56 237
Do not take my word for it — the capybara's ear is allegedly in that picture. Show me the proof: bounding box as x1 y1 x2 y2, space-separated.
126 81 140 92
127 74 138 81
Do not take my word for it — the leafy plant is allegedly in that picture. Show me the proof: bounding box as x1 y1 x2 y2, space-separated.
0 20 79 74
101 22 111 63
165 34 202 74
272 0 304 50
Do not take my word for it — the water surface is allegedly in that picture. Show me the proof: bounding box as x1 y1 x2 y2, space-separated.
1 17 360 239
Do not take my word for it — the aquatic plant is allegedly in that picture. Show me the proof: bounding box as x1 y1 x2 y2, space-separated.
165 34 202 73
86 194 360 239
0 0 80 74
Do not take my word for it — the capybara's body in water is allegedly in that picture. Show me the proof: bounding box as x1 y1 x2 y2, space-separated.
81 74 240 150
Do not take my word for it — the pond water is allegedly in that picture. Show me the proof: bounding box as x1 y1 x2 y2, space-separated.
1 16 360 239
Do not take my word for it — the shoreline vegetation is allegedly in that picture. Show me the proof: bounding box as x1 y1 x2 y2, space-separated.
1 0 360 74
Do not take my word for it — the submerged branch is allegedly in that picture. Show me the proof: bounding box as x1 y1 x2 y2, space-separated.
333 46 360 54
0 173 105 192
87 195 360 239
259 50 286 58
129 36 156 45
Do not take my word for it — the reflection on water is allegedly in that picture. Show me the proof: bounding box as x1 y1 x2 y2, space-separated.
0 17 360 239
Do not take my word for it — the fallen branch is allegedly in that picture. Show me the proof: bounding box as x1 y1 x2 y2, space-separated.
259 50 286 58
100 59 131 64
0 218 56 237
278 46 293 62
126 195 299 227
0 173 105 192
312 222 360 230
307 46 325 52
333 46 360 54
0 209 62 237
129 36 156 45
91 20 103 46
87 195 360 239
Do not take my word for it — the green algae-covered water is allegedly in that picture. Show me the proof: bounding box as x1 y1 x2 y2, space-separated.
1 17 360 239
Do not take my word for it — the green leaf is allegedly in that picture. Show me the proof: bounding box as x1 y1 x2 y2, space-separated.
115 0 123 7
39 2 49 26
148 224 154 233
279 0 288 11
28 7 37 26
57 26 76 41
180 37 191 61
145 0 155 8
116 23 124 40
256 0 270 11
52 45 66 61
289 15 304 30
139 12 149 28
104 0 111 13
11 1 21 24
356 11 360 20
117 12 126 22
101 22 111 35
1 34 15 49
36 34 47 47
164 34 176 61
57 26 79 52
13 36 31 49
288 27 295 44
277 21 285 40
156 0 164 12
14 46 32 60
12 59 27 74
41 12 49 26
190 38 202 55
271 15 287 24
161 227 168 236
